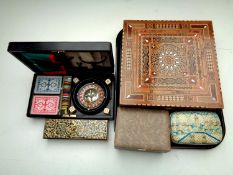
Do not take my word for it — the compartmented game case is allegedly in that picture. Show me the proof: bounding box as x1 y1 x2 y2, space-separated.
8 42 116 120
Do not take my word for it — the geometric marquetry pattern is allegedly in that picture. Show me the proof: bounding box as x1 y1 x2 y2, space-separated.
120 20 223 108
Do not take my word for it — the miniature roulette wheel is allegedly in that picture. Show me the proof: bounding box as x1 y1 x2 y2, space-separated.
72 79 110 115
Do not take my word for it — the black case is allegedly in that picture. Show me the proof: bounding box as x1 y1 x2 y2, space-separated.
8 42 116 120
116 30 226 149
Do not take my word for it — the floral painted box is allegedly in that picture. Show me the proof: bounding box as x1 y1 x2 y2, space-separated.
170 111 223 146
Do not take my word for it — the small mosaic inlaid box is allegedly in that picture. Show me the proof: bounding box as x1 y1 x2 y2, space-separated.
170 111 223 145
43 119 108 140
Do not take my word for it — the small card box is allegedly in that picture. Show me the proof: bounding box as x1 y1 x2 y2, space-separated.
8 42 116 120
170 111 223 145
114 107 171 152
34 76 62 94
31 95 60 115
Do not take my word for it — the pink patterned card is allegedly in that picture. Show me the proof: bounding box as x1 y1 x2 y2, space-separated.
31 95 60 115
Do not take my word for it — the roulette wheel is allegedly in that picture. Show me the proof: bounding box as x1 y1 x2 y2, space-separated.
72 78 110 115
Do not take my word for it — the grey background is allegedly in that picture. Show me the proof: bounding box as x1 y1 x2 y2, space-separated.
0 0 232 174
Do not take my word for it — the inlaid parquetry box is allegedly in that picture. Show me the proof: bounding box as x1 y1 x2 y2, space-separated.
120 20 223 108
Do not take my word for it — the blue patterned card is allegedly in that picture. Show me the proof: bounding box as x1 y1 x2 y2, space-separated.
34 76 62 94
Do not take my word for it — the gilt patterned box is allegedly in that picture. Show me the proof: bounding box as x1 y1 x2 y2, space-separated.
43 119 108 140
119 20 223 109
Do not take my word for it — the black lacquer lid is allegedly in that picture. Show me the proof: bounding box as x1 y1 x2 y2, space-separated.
8 42 114 75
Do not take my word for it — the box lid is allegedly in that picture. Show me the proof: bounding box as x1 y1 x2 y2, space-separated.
8 42 114 75
119 20 224 109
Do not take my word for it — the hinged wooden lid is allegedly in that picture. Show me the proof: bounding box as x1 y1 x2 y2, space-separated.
8 42 114 75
